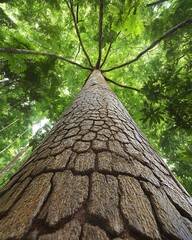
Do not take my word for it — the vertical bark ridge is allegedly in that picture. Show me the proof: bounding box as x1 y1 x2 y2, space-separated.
0 70 192 240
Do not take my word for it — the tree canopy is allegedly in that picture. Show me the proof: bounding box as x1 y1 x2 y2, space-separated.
0 0 191 194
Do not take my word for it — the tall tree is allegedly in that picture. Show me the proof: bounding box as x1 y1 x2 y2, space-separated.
0 0 192 191
0 0 192 239
0 70 192 239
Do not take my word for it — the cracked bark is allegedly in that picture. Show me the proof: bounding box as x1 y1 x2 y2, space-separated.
0 70 191 240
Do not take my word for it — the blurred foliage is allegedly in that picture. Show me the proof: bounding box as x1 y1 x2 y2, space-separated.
0 0 191 194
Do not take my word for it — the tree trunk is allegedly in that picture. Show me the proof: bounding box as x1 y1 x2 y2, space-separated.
0 70 191 240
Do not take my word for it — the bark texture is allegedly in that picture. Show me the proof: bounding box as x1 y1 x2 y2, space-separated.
0 70 192 240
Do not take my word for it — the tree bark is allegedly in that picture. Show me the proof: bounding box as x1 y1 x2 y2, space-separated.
0 70 192 240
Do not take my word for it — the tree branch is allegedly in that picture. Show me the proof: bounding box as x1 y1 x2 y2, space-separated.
0 48 93 70
100 43 112 68
76 3 79 23
75 43 81 61
0 144 30 177
0 129 28 155
96 0 104 68
66 0 93 67
146 0 168 7
102 18 192 72
104 76 141 92
100 31 121 68
0 119 19 133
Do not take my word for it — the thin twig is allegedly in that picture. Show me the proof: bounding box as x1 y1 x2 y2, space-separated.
0 119 19 133
105 76 141 92
0 144 30 177
64 0 71 9
176 49 191 64
96 0 104 68
0 48 92 70
100 31 121 68
66 0 93 67
102 18 192 72
0 129 29 155
100 43 112 68
76 3 79 23
74 44 81 61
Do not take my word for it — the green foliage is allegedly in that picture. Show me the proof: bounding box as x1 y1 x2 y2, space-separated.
0 0 191 194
